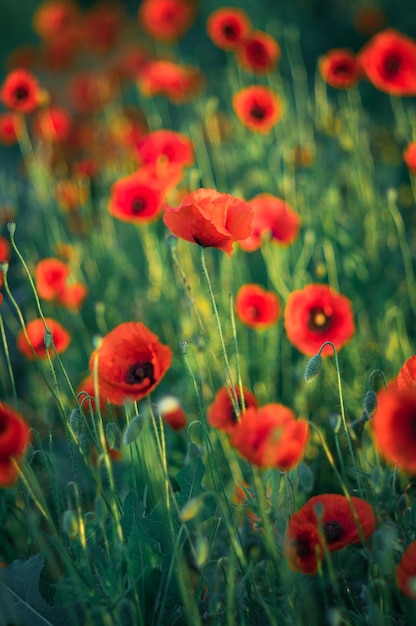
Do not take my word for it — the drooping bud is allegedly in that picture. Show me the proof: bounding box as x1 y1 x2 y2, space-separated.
364 389 377 416
304 354 322 383
69 408 80 436
123 414 145 445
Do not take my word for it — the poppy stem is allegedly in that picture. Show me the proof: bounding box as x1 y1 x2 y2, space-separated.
0 312 19 409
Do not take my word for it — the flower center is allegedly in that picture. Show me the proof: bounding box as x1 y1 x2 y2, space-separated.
131 197 146 214
0 419 7 435
383 52 402 78
126 360 155 386
250 104 266 120
223 23 236 38
15 85 29 101
334 62 352 77
308 308 331 331
323 520 343 544
248 41 268 64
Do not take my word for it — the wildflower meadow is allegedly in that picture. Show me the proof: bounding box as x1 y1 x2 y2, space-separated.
2 0 416 624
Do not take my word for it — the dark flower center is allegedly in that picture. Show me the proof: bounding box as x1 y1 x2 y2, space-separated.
126 360 155 386
250 104 266 120
308 308 331 331
383 52 402 78
248 41 268 64
228 394 244 423
294 536 313 558
223 23 236 38
334 62 353 78
323 520 343 544
0 419 7 435
131 197 146 214
14 85 29 101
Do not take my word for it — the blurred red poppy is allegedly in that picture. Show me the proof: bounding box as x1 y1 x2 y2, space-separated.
396 541 416 599
163 188 253 256
236 30 280 74
0 237 11 264
403 142 416 175
319 49 361 89
284 284 355 356
206 7 252 51
240 193 300 252
284 494 376 575
35 258 69 301
158 396 187 430
0 402 31 487
235 284 280 329
138 59 204 103
39 31 79 70
68 71 115 114
138 0 196 42
232 85 283 134
32 0 80 40
89 322 172 405
357 29 416 96
58 283 88 311
1 69 41 114
207 385 258 434
17 317 71 360
0 113 21 145
136 129 194 168
230 404 309 469
33 106 72 143
81 2 125 54
109 172 163 224
397 354 416 389
372 386 416 473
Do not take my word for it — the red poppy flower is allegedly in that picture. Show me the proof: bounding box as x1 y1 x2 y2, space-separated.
81 2 125 54
136 129 194 168
240 193 300 252
109 172 163 224
0 113 20 145
284 284 355 357
232 85 283 134
372 386 416 473
235 284 280 329
158 396 187 430
163 188 253 256
0 402 31 487
39 30 79 71
17 317 71 360
357 29 416 96
138 0 196 42
0 237 11 264
32 0 80 40
207 385 258 435
0 69 41 114
58 283 88 311
35 258 69 301
397 355 416 390
89 321 172 406
113 45 150 83
403 142 416 175
319 49 361 89
236 30 280 74
138 59 204 103
396 541 416 599
206 7 252 51
230 404 309 469
33 106 72 143
284 494 376 575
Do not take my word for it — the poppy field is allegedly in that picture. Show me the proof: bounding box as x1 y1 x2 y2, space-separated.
2 0 416 624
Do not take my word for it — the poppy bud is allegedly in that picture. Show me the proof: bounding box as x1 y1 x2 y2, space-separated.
123 415 145 445
63 510 78 540
304 354 323 383
158 396 187 431
364 389 377 415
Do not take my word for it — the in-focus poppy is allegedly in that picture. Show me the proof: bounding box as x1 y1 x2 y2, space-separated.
357 29 416 96
206 7 252 51
138 59 204 103
403 142 416 175
33 106 72 143
158 396 187 430
236 30 280 74
0 69 41 114
232 85 283 134
163 188 253 256
17 317 71 360
396 541 416 599
319 49 361 89
109 172 163 224
230 404 309 469
372 386 416 474
284 284 355 357
35 258 69 301
32 0 80 40
138 0 196 42
0 402 31 487
207 385 258 434
0 113 21 145
136 129 194 168
89 321 172 406
239 193 300 252
235 284 280 329
284 494 376 575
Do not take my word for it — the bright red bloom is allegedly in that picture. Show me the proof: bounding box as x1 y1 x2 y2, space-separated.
35 258 69 300
284 284 355 357
17 317 71 360
0 113 20 145
0 237 11 264
236 30 280 74
372 386 416 473
138 0 196 42
207 385 258 435
357 29 416 96
0 402 31 487
109 172 163 224
403 142 416 175
33 106 72 143
136 129 194 168
81 2 125 54
235 284 280 329
32 0 80 40
396 541 416 599
285 494 376 575
89 322 172 406
240 193 300 252
206 7 252 51
138 59 204 103
230 403 309 469
163 188 253 256
319 49 361 89
158 396 187 430
0 69 41 114
232 85 283 134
